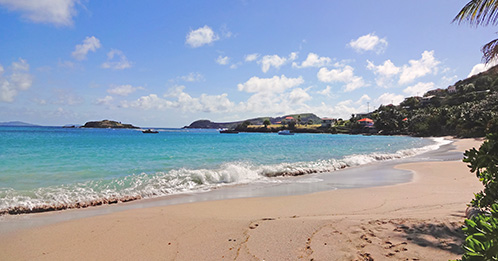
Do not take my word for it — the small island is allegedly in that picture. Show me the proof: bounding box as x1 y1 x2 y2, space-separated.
80 120 139 129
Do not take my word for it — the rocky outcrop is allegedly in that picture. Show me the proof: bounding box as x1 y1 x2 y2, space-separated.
81 120 139 129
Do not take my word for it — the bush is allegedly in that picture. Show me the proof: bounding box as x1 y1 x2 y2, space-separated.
463 133 498 209
459 133 498 260
460 204 498 260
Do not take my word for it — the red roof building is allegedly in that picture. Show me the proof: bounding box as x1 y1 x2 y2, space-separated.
358 118 374 127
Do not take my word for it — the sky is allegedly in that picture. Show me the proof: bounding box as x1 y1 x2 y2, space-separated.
1 0 497 127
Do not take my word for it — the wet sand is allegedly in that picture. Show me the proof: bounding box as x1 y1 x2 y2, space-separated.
0 138 483 260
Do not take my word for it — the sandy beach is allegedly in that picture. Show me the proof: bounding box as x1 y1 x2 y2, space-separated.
0 138 484 260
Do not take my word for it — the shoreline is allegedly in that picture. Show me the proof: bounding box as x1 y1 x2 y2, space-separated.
0 138 483 260
0 136 452 233
0 135 447 217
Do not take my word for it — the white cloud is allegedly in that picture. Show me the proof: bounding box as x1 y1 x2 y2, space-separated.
317 86 332 97
0 0 79 26
197 93 234 113
403 82 435 97
101 49 132 70
367 59 400 76
236 75 314 115
107 84 143 96
237 75 304 94
317 65 367 92
96 95 113 105
375 93 404 106
312 98 366 119
0 58 33 102
185 25 219 48
366 59 400 87
239 90 312 116
399 50 440 85
121 94 174 110
245 53 260 62
230 63 241 69
216 55 230 65
288 87 312 104
180 72 204 82
165 85 235 113
467 59 498 77
258 52 298 73
292 53 331 68
335 100 358 114
72 36 101 61
356 94 371 105
348 33 388 54
468 64 487 78
122 86 234 113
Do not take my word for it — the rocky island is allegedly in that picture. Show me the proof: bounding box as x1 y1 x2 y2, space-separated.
80 120 139 129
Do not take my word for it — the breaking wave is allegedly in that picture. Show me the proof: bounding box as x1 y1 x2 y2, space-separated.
0 137 451 215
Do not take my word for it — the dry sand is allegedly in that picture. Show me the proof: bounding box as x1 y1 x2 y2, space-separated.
0 138 483 260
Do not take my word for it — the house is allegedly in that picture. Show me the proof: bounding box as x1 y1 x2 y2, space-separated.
421 95 434 106
357 118 374 127
321 118 335 127
447 85 457 94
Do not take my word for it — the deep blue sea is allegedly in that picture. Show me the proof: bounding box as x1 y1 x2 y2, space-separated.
0 126 446 214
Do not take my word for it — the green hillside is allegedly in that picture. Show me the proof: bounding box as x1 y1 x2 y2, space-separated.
362 65 498 137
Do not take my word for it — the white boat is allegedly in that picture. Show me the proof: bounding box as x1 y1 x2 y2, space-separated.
278 130 294 135
219 128 239 134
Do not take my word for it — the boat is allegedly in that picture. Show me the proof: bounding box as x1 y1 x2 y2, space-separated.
142 129 159 134
278 130 294 135
219 128 239 134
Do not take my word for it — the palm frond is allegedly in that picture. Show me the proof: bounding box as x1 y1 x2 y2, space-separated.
482 38 498 63
454 0 498 26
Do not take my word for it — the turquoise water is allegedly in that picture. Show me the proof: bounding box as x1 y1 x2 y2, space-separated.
0 126 441 214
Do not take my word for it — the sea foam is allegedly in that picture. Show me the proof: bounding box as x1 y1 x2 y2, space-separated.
0 137 451 215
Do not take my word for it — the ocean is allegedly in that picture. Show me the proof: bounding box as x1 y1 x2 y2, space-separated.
0 126 447 214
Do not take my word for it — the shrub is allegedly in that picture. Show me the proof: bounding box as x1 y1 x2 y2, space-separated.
460 204 498 260
459 133 498 260
463 133 498 209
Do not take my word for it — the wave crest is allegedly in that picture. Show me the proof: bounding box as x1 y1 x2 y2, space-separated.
0 137 451 215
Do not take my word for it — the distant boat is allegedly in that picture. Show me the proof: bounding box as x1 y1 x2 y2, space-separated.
142 129 159 134
278 130 294 135
219 128 239 134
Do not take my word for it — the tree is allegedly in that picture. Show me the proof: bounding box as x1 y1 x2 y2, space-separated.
454 0 498 63
263 119 271 128
372 105 405 134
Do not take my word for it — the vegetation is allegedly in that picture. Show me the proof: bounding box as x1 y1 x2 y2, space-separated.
188 62 498 137
460 204 498 260
459 130 498 260
81 120 139 129
356 65 498 137
454 0 498 63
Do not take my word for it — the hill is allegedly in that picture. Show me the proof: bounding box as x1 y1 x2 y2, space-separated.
0 121 39 127
185 113 323 129
81 120 139 129
361 65 498 137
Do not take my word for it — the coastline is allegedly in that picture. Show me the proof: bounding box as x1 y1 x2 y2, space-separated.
0 138 483 260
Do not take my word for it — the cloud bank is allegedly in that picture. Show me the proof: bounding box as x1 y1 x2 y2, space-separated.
0 0 79 26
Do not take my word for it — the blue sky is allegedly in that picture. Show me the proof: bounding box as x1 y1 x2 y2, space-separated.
0 0 497 127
